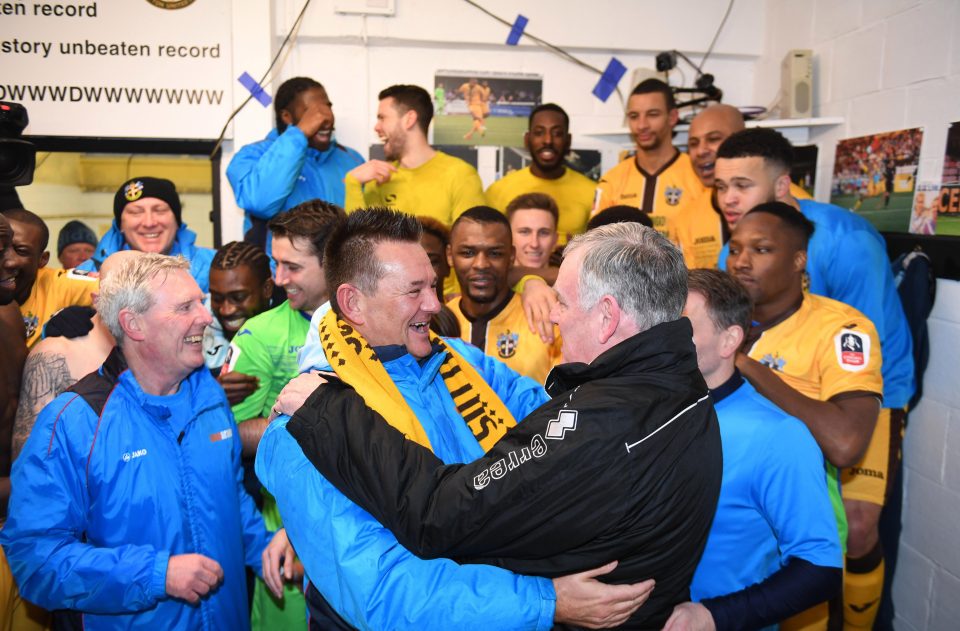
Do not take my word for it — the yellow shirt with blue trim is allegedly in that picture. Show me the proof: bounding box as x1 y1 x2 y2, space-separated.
485 166 596 245
747 293 883 403
19 266 97 347
593 150 706 246
447 292 562 384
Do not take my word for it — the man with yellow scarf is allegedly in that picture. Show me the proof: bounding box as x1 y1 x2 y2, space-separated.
257 208 654 630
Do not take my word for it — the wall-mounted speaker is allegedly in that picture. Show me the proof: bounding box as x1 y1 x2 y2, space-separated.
781 49 813 119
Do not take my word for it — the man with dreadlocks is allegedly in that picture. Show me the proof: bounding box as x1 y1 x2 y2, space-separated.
226 76 363 257
257 208 655 631
205 241 274 402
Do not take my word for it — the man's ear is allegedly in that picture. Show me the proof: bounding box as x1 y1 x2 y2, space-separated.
280 108 294 127
718 324 745 360
402 108 418 132
596 295 622 345
337 284 364 325
118 308 146 342
446 242 454 268
668 107 680 128
793 249 808 274
39 250 50 269
260 278 275 300
774 172 792 201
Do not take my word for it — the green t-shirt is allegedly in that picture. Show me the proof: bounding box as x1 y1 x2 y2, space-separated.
227 300 311 422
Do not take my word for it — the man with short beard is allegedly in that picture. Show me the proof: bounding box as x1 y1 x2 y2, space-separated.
447 206 562 383
344 84 486 227
486 104 595 244
593 79 705 249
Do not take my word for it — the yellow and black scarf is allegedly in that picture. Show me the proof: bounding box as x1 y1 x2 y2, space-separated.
318 309 516 452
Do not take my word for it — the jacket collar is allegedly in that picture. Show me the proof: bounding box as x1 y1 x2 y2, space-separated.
545 318 699 396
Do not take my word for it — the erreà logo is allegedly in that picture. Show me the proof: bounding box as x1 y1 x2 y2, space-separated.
146 0 197 9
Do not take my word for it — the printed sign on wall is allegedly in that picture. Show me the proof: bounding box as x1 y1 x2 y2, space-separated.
0 0 232 139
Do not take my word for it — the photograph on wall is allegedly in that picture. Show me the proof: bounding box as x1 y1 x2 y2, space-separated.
937 121 960 235
791 144 818 197
909 182 939 235
830 128 923 232
500 147 603 181
433 71 543 148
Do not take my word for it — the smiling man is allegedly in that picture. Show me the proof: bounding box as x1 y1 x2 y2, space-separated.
507 192 560 272
2 208 97 347
266 220 722 630
486 104 595 244
227 77 363 258
225 199 345 631
593 79 705 247
77 176 215 292
2 253 285 631
204 241 274 371
258 208 657 630
447 206 561 383
344 84 486 226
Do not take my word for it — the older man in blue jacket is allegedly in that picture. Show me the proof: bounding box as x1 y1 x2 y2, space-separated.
2 253 287 631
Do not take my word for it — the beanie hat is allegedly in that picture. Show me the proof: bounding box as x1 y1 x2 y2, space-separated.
113 176 182 225
57 220 98 255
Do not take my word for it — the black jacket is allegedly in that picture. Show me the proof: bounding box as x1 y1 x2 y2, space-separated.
289 318 723 630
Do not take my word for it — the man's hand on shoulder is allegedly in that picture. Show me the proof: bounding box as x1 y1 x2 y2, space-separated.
520 277 558 344
269 370 330 420
553 560 655 629
662 602 716 631
165 554 224 604
217 371 259 406
349 160 397 186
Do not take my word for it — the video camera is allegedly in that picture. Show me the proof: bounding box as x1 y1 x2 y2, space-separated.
0 102 36 187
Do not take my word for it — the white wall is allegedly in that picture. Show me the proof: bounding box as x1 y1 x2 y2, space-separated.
217 0 767 240
760 1 960 629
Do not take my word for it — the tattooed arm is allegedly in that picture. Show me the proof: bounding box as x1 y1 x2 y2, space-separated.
12 351 77 463
0 303 27 517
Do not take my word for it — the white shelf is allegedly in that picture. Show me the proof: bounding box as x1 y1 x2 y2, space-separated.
582 116 845 146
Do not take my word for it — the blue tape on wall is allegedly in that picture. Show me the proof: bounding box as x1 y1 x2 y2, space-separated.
238 72 272 107
506 14 528 45
592 57 627 102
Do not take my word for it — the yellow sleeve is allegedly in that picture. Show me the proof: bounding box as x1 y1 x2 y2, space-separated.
819 316 884 403
591 182 614 217
484 180 507 212
344 172 368 214
450 168 488 220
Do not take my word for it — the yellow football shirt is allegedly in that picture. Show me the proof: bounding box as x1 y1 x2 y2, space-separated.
592 151 707 246
19 266 98 347
486 166 596 245
674 192 723 270
747 293 883 403
344 151 487 226
447 293 562 384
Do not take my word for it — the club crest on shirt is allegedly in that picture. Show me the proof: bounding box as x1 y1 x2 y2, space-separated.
759 353 786 372
497 331 519 358
664 186 683 206
22 313 39 341
835 329 870 372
